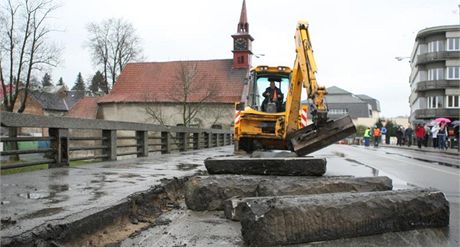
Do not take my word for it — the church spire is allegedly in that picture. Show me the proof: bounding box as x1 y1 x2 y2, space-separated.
232 0 253 69
237 0 249 33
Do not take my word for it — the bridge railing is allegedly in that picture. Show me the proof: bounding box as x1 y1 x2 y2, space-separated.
0 112 233 170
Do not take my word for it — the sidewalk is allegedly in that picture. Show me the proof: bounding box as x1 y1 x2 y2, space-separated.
381 143 460 156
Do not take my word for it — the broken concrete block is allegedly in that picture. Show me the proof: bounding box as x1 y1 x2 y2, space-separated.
204 157 326 176
185 175 392 211
224 176 392 221
239 189 449 246
184 175 261 211
257 176 392 196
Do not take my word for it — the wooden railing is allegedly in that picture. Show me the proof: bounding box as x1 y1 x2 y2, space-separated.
0 112 233 170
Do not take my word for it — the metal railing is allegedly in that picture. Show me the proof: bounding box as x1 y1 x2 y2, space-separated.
0 112 233 170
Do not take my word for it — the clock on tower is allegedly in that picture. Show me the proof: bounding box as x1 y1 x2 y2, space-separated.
232 0 253 69
234 38 248 51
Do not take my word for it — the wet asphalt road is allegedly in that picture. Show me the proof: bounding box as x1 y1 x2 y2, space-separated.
1 144 458 246
121 145 460 247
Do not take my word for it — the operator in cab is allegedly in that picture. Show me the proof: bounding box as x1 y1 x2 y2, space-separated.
261 78 284 112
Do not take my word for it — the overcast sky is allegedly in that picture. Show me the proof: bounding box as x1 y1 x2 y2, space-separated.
48 0 459 117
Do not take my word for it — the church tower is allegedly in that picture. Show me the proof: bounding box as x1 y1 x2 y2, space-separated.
232 0 254 69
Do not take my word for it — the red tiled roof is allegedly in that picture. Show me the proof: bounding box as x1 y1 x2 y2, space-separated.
98 59 247 104
67 97 99 119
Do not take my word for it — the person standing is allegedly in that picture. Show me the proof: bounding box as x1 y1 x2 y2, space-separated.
381 126 387 145
373 126 381 147
396 127 403 146
423 124 430 147
431 123 440 148
437 123 447 150
405 126 413 147
363 127 371 147
415 124 426 149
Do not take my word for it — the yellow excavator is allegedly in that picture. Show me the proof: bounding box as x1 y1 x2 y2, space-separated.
234 21 356 156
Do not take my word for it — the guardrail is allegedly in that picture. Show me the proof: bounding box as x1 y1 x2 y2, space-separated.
0 112 233 170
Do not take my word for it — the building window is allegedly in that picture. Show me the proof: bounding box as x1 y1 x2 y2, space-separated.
427 96 443 109
447 66 460 79
428 68 444 80
446 95 460 108
237 56 245 64
329 108 348 115
428 40 441 52
447 38 460 51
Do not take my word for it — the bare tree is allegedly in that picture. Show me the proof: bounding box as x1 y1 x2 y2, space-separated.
144 93 167 126
0 0 60 160
86 18 142 92
144 62 221 128
169 61 219 127
0 0 60 113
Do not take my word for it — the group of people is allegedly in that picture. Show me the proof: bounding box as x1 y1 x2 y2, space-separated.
413 122 451 150
363 126 387 147
365 121 458 151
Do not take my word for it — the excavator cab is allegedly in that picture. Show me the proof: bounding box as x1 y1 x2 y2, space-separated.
247 66 290 113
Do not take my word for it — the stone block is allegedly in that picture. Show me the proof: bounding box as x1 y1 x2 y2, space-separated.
204 157 326 176
185 175 392 212
224 176 392 221
239 189 449 246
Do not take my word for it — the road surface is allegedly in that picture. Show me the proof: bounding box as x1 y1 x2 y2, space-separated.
121 144 460 247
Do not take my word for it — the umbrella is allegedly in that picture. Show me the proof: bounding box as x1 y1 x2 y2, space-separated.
452 120 460 127
434 117 451 123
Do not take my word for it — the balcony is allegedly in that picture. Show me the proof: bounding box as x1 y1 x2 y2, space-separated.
416 51 460 66
415 80 460 92
414 108 459 119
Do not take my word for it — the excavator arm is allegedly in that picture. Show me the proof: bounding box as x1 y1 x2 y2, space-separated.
284 21 328 136
286 21 356 155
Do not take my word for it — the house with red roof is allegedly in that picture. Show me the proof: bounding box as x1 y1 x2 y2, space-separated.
96 0 254 128
67 96 101 119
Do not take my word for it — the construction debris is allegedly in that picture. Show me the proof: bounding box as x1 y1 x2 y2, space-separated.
238 189 449 246
223 176 392 221
204 157 326 176
185 175 392 211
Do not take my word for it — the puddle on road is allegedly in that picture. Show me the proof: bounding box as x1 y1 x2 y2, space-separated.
102 172 118 176
333 152 346 157
176 163 200 171
17 192 51 200
345 158 379 176
18 207 64 220
89 191 107 201
119 173 142 178
49 169 69 178
384 152 457 168
49 184 70 193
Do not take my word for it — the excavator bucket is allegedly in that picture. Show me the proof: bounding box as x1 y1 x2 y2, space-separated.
290 115 356 156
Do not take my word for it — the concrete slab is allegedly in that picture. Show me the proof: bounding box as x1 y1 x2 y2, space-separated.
185 175 392 212
205 157 326 176
238 189 449 246
223 176 393 221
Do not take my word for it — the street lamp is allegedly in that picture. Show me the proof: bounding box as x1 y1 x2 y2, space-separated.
394 56 411 62
253 53 265 58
